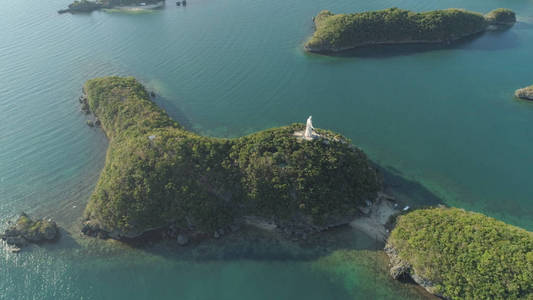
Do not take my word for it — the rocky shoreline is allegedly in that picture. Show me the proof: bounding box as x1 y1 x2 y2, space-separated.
385 243 444 298
304 33 485 54
1 213 59 253
515 85 533 101
58 0 164 14
304 8 516 54
80 192 398 246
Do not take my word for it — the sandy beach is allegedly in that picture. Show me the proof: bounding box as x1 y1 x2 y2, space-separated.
350 193 400 242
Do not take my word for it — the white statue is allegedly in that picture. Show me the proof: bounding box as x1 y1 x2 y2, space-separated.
304 116 314 139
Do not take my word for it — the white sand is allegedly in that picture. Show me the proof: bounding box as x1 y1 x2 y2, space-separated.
350 193 399 242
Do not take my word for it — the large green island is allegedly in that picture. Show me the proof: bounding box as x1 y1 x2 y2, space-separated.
305 8 516 53
386 207 533 299
59 0 163 14
80 76 382 240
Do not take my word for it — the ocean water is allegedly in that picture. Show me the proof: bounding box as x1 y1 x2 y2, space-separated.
0 0 532 298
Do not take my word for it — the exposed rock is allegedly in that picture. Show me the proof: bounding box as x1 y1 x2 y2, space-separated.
384 243 410 280
87 120 94 127
385 243 442 297
81 220 100 237
515 85 533 101
229 224 240 232
81 102 90 114
1 213 59 250
177 234 189 246
485 8 516 27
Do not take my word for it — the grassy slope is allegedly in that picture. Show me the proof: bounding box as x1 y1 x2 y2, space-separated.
388 207 533 299
83 77 382 235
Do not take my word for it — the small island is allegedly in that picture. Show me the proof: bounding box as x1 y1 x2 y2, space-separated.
1 213 59 252
386 207 533 299
59 0 164 14
304 8 516 53
80 76 383 242
515 85 533 101
485 8 517 27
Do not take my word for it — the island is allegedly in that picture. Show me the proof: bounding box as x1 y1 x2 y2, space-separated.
1 213 59 252
385 207 533 299
515 85 533 101
58 0 164 14
304 8 516 53
485 8 517 27
80 76 383 242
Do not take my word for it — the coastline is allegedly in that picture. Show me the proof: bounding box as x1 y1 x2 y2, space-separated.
304 8 516 54
107 2 164 12
59 1 164 14
304 30 487 54
350 193 399 242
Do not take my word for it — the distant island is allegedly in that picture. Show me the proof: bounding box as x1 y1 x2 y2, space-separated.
80 76 382 242
515 85 533 101
386 207 533 299
304 8 516 53
58 0 164 14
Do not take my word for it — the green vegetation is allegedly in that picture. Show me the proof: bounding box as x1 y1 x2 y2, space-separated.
83 76 381 236
388 207 533 299
67 0 102 12
485 8 517 26
305 8 515 52
1 213 58 248
62 0 160 13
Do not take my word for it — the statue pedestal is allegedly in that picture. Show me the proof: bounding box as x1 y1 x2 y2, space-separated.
293 130 319 141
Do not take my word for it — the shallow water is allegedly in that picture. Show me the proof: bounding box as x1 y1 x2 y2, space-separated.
1 0 532 298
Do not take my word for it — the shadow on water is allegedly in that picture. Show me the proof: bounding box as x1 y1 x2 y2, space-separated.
378 164 444 208
151 94 195 132
14 156 445 264
128 224 385 263
325 29 519 58
513 21 533 30
118 160 446 263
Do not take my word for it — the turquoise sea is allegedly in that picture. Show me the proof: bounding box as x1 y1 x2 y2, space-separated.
0 0 532 298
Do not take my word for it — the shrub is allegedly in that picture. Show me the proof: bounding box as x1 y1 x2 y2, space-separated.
388 207 533 299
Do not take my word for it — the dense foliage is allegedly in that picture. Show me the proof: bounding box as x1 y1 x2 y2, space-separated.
68 0 102 11
388 207 533 299
485 8 517 25
66 0 160 12
83 77 381 236
305 8 489 52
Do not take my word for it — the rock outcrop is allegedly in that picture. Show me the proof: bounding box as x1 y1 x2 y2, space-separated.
485 8 516 27
384 243 442 296
385 207 533 299
515 85 533 101
1 213 59 252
